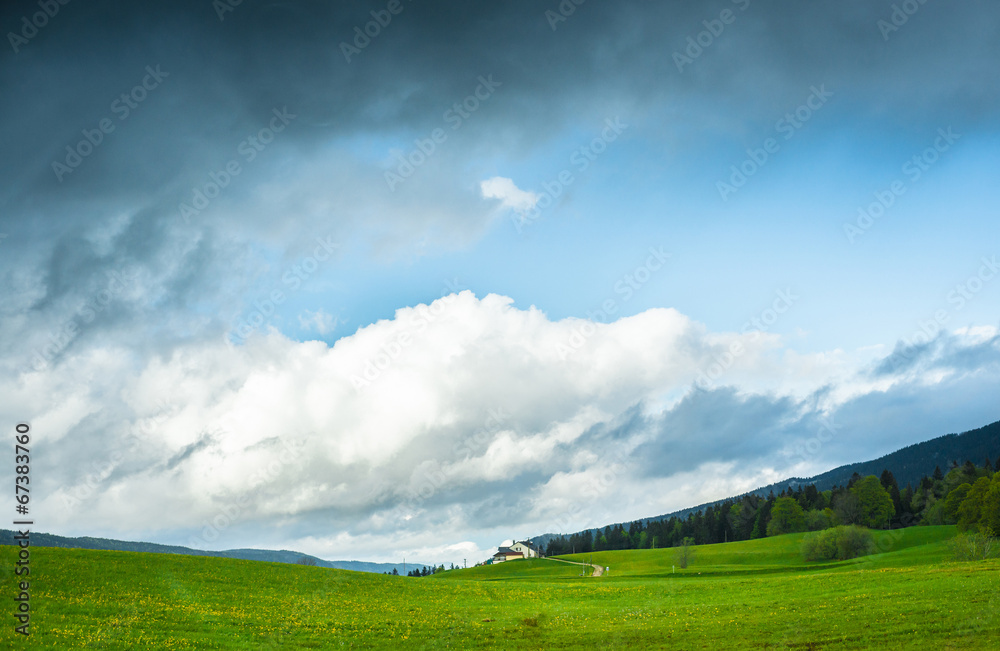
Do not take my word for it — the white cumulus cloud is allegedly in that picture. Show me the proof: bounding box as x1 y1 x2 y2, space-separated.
480 176 539 215
4 294 998 564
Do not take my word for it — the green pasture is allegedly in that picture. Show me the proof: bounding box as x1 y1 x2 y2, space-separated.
2 526 997 649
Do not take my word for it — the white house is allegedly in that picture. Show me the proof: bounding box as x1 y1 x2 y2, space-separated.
509 540 541 558
491 547 523 563
491 540 541 563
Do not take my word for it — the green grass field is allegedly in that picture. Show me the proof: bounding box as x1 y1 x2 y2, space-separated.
2 526 998 649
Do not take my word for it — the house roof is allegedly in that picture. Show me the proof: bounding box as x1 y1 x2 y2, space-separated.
494 547 523 556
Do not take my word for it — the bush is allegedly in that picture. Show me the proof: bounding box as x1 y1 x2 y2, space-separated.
836 524 876 559
950 530 997 561
802 529 837 561
801 525 875 561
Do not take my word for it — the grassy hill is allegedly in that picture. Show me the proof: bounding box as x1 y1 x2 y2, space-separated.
432 557 591 582
552 525 957 577
3 525 998 649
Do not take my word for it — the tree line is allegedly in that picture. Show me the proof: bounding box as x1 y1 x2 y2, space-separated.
383 563 460 577
544 455 1000 556
405 564 449 577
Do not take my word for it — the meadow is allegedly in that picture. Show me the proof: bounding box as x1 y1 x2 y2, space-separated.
2 526 997 649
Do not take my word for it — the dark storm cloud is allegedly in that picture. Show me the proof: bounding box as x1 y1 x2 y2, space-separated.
163 430 217 471
616 330 1000 486
4 0 998 197
871 335 939 376
3 0 998 360
631 387 802 478
933 333 1000 372
815 360 1000 468
870 331 1000 378
4 3 1000 542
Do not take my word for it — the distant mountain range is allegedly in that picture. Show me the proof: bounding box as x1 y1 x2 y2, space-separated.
531 418 1000 550
0 529 436 575
7 420 997 568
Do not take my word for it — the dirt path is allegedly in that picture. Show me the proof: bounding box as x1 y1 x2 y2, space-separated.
543 556 604 577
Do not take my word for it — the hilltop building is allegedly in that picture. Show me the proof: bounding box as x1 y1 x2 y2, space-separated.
490 540 542 564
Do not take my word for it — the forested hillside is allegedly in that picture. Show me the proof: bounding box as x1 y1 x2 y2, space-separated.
535 419 1000 553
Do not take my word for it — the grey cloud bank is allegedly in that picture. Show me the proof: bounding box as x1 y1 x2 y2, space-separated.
2 0 998 562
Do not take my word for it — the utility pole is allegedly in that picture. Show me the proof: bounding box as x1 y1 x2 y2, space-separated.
464 558 467 569
403 557 406 577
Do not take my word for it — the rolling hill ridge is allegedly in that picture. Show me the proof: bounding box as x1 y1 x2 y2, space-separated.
0 529 435 575
531 418 1000 549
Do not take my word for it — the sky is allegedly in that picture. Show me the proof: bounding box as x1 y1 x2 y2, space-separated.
1 0 999 565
